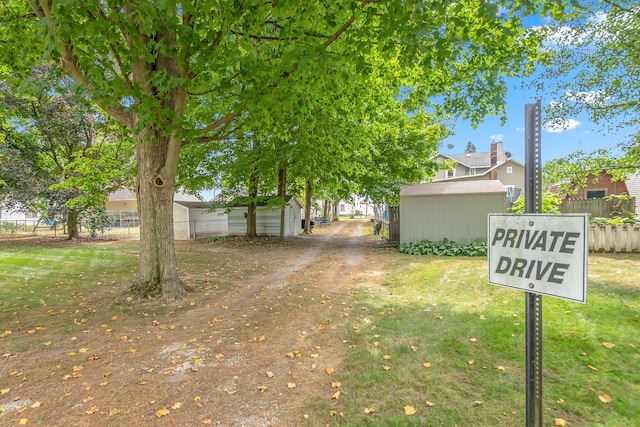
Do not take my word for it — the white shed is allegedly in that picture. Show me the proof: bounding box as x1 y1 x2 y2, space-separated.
228 196 303 237
173 201 228 240
400 180 507 245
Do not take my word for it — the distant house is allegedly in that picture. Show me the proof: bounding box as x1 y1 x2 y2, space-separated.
432 141 524 203
0 205 40 226
400 180 507 245
227 196 303 237
550 170 629 200
338 195 375 217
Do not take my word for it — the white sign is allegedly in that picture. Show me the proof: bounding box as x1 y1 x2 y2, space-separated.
488 214 588 303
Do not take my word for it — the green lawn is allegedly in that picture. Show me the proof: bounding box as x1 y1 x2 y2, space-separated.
0 240 638 426
316 254 640 426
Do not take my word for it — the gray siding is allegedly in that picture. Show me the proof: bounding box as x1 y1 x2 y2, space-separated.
228 201 301 236
400 193 507 245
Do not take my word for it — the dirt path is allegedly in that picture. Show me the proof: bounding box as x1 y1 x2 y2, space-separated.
0 219 391 426
182 220 380 426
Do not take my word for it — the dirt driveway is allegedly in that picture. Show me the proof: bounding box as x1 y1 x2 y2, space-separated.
0 219 394 426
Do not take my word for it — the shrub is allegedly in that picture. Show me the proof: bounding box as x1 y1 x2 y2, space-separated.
398 238 487 256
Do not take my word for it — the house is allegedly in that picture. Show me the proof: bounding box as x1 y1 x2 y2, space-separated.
0 205 40 226
399 180 507 245
432 141 524 203
551 170 629 200
105 189 225 240
227 196 303 237
337 195 375 217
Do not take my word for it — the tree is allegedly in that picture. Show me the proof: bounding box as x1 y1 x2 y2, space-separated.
465 141 477 154
0 67 133 237
532 2 639 154
1 0 572 300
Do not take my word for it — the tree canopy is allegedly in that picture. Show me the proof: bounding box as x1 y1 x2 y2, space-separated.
0 0 574 299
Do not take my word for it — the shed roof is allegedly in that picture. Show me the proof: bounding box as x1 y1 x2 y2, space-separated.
401 180 507 197
173 201 216 209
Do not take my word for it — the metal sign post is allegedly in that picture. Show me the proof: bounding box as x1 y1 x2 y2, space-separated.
524 100 543 427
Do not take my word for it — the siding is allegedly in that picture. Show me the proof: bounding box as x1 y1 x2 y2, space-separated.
228 200 302 236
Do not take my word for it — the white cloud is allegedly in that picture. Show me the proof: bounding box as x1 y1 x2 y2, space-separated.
490 134 503 142
515 127 525 132
566 90 607 105
544 118 581 133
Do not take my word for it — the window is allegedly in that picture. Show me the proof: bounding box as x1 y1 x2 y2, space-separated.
587 190 606 199
506 166 513 174
340 204 346 212
446 168 456 179
469 168 476 175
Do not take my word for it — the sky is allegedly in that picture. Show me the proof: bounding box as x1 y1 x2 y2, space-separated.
441 80 633 165
442 10 635 165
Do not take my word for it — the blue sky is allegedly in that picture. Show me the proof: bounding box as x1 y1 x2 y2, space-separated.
442 10 634 165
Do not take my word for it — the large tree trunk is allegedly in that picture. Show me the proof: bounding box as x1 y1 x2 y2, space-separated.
304 179 312 234
67 210 80 240
130 129 189 300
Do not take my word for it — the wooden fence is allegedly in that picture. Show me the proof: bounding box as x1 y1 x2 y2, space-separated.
589 224 640 253
561 197 635 218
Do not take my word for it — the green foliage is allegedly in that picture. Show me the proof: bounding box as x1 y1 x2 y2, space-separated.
398 238 487 257
510 192 562 214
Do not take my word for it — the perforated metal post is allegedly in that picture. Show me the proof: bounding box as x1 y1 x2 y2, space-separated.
524 100 543 427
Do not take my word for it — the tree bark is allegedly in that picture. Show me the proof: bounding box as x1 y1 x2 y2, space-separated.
67 210 80 240
130 129 189 300
246 159 259 238
304 179 312 234
278 167 286 242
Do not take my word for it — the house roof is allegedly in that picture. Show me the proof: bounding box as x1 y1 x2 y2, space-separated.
433 158 524 182
401 180 507 197
434 142 514 168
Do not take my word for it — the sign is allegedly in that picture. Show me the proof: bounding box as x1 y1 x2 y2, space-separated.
488 214 588 303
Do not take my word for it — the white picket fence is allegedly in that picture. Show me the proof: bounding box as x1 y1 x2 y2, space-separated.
589 224 640 253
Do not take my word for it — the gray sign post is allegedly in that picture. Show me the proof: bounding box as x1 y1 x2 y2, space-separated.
524 100 543 427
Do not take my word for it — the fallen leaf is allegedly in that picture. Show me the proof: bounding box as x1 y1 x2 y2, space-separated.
426 401 436 407
364 407 375 414
598 394 613 403
557 399 565 403
469 338 478 342
109 408 121 416
202 418 213 424
382 365 391 371
266 371 274 378
19 419 28 425
287 383 296 389
171 402 182 409
473 400 483 406
423 362 431 368
554 418 567 426
30 402 41 408
84 406 99 414
79 348 89 353
331 391 341 400
497 366 505 371
468 360 475 365
404 405 417 415
602 342 615 349
258 386 267 393
479 315 486 320
156 408 170 417
331 381 341 388
587 365 599 371
383 355 392 360
0 388 10 395
325 367 334 375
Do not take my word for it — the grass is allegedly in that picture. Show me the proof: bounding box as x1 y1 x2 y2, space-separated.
317 255 640 426
0 237 638 426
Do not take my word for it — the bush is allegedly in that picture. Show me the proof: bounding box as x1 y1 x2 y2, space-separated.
398 238 487 256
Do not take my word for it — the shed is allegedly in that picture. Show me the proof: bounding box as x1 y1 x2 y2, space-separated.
173 201 228 240
228 196 303 237
400 180 507 245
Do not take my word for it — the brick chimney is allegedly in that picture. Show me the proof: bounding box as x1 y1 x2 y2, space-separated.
490 142 498 180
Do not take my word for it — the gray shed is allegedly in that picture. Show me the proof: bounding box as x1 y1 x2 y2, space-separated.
400 180 507 245
173 201 228 240
228 196 303 237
